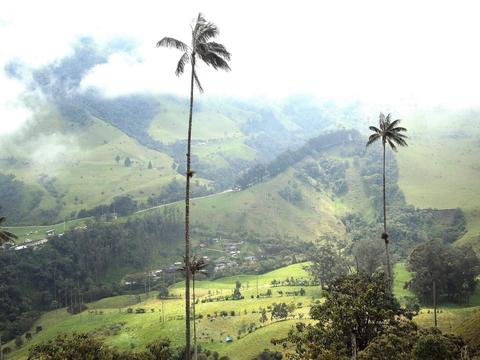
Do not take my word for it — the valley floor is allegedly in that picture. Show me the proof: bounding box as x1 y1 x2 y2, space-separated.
4 263 480 360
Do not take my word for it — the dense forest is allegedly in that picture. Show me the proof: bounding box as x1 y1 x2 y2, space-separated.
0 210 182 342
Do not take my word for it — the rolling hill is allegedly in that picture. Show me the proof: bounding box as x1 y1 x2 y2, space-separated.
0 110 181 225
4 262 479 360
396 108 480 252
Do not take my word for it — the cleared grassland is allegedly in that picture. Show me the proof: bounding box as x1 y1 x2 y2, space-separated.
456 208 480 253
397 135 480 210
4 263 316 360
185 169 345 241
394 263 480 335
5 261 480 359
396 116 480 253
2 117 180 221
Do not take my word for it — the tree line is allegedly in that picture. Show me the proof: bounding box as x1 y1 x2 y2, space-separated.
235 129 360 190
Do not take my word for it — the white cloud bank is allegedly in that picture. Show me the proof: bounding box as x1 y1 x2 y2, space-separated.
2 0 480 125
0 75 32 135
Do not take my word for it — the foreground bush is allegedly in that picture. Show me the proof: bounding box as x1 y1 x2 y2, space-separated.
273 272 473 359
27 333 229 360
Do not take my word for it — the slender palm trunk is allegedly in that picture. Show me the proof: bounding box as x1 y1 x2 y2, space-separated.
382 142 392 285
433 280 437 327
193 274 197 360
184 57 195 360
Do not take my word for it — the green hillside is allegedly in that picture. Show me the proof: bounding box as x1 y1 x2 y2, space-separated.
3 263 316 360
5 262 479 360
396 110 480 252
0 111 182 224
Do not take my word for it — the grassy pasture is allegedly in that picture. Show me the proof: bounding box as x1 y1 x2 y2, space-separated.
4 263 316 360
5 262 480 359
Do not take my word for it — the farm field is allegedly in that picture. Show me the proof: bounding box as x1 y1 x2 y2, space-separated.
5 262 480 360
4 263 318 360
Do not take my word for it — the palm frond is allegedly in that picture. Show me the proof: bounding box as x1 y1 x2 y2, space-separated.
205 42 231 61
193 69 204 93
379 113 386 124
391 126 407 133
369 126 381 134
387 137 397 151
196 22 219 44
386 119 401 130
390 132 408 139
198 51 231 71
175 52 190 76
156 37 190 52
192 13 208 40
385 113 392 123
366 133 381 147
389 135 408 147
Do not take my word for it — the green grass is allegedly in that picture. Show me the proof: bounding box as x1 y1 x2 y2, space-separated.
454 309 480 349
397 135 480 210
397 111 480 211
6 261 480 359
6 217 92 243
456 208 480 253
393 262 480 335
160 168 346 242
396 112 480 254
393 262 414 302
148 101 256 168
342 159 375 219
88 294 146 309
2 115 180 222
148 102 244 144
211 319 305 359
4 263 316 360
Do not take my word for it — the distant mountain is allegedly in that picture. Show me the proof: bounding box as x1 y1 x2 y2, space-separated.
0 37 362 225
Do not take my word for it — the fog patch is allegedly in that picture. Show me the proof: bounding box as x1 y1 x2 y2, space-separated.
0 74 33 136
29 133 79 165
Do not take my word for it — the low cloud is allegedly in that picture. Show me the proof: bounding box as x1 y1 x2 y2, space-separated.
0 74 33 136
29 133 79 165
80 51 188 97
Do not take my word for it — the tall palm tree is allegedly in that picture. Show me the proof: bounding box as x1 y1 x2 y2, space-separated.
0 216 17 246
366 113 408 285
157 13 231 358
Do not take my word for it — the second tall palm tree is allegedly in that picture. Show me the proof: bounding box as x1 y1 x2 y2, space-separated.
157 13 231 359
366 113 408 286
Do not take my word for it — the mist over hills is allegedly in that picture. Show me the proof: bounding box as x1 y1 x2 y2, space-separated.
0 35 478 255
0 37 365 226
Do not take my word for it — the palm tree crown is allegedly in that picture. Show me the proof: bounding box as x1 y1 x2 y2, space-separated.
367 113 408 150
177 255 208 276
156 13 231 92
190 256 208 276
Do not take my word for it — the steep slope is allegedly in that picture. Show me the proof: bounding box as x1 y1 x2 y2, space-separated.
0 110 182 224
396 108 480 252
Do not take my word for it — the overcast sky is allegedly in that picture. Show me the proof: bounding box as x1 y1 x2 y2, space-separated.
1 0 480 134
